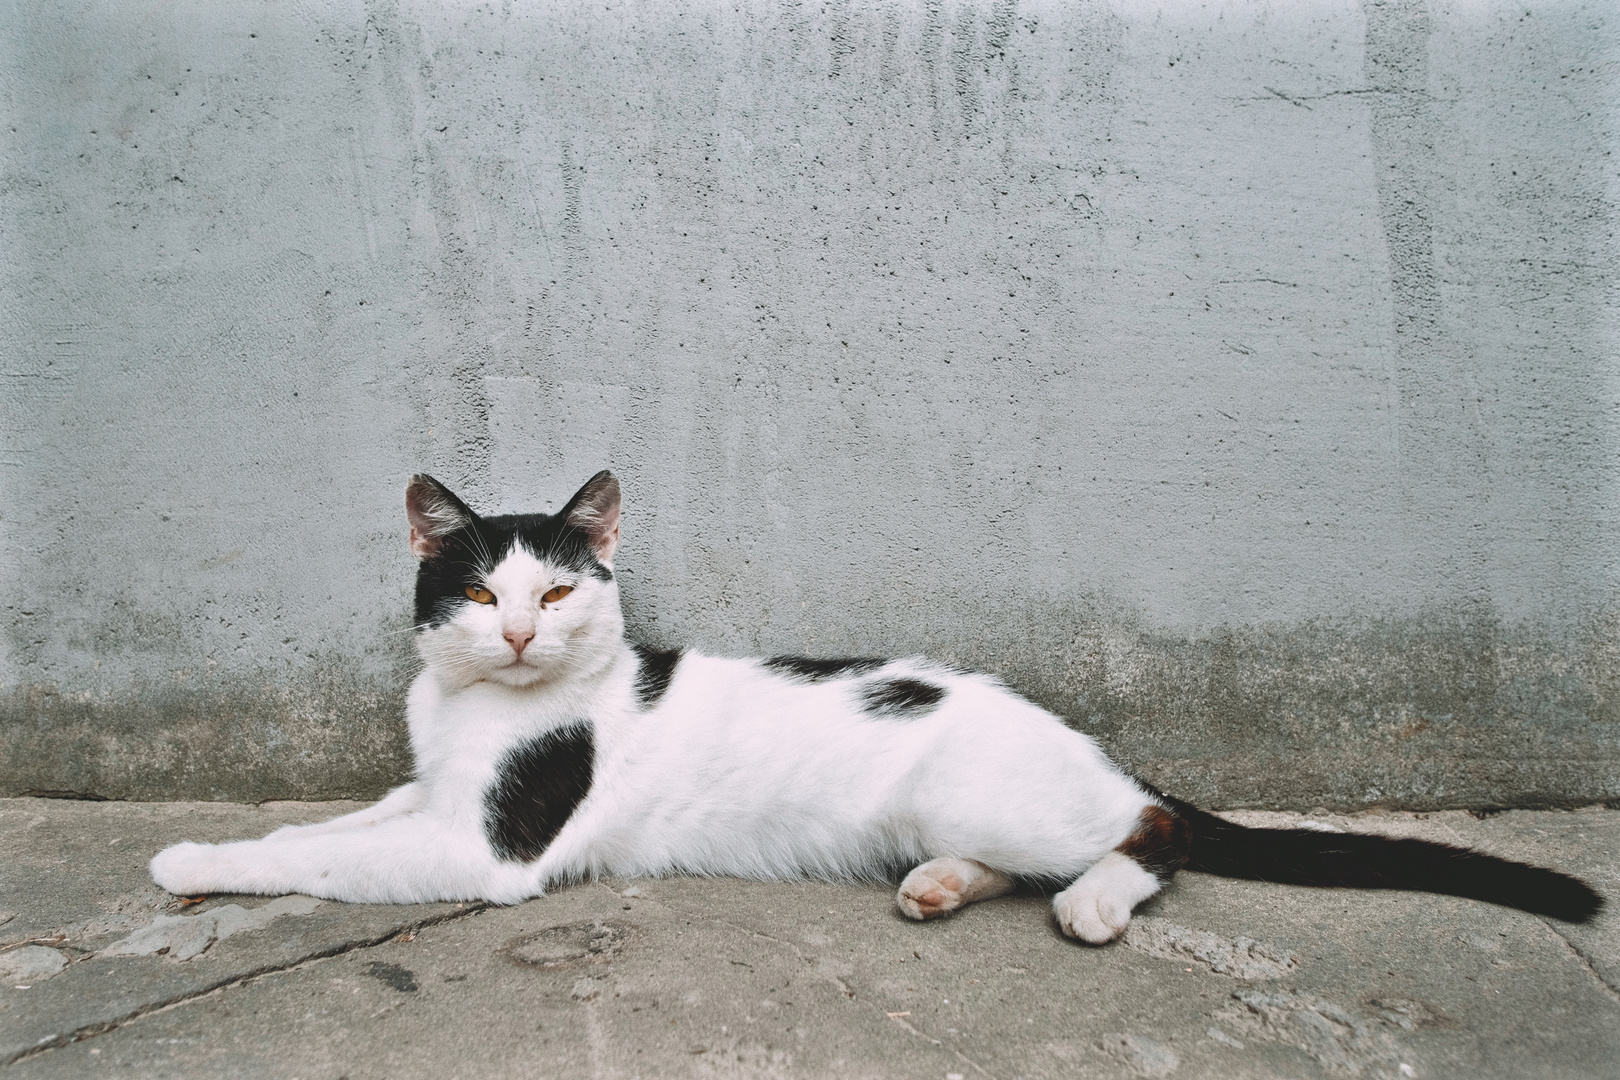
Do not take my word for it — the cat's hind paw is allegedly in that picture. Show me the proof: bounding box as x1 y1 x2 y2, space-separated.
1053 852 1160 944
897 857 1014 920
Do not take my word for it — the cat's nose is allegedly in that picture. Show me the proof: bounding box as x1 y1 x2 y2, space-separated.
503 628 535 656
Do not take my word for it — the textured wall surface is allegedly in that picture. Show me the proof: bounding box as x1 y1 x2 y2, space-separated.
2 0 1615 807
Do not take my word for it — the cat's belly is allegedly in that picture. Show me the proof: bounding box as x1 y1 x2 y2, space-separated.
542 669 1148 882
545 738 926 880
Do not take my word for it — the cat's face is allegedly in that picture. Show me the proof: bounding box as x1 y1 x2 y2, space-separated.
406 471 624 689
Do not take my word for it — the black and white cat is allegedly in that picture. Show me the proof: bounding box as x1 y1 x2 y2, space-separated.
151 472 1602 940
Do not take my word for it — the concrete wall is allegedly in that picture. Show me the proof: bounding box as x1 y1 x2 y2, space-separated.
2 0 1616 808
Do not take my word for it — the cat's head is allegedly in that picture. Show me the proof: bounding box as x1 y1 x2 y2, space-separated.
405 471 625 689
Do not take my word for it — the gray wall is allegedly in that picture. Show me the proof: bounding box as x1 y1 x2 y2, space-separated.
3 0 1616 808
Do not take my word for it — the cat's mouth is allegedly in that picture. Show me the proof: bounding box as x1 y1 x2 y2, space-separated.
495 649 554 683
486 660 545 689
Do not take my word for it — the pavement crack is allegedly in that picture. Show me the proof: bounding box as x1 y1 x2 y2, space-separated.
883 1012 998 1078
2 903 490 1067
1537 918 1620 1004
885 1011 937 1042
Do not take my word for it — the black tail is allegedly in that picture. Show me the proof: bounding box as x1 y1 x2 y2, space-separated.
1160 795 1604 923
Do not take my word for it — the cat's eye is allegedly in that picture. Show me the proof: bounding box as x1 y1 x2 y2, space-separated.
465 585 495 605
542 585 573 605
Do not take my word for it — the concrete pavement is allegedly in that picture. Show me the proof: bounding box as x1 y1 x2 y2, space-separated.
1 798 1616 1079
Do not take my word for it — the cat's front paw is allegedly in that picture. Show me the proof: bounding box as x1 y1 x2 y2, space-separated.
151 842 237 896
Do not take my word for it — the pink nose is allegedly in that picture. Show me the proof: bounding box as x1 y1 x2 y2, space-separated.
504 629 535 656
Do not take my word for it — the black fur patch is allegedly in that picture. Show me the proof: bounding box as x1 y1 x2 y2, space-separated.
859 677 946 718
762 655 885 682
414 509 613 630
483 724 595 863
632 644 682 709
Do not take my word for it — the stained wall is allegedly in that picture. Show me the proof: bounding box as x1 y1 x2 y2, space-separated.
3 0 1615 806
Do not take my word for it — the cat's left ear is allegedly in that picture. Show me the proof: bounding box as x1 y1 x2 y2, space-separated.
559 470 621 565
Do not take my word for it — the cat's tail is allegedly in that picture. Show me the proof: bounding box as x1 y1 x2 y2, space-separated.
1158 794 1604 923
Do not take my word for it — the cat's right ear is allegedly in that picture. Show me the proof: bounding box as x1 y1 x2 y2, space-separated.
405 475 476 560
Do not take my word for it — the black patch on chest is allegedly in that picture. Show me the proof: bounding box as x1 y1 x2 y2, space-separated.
483 724 595 863
763 655 885 682
859 677 946 718
632 644 682 708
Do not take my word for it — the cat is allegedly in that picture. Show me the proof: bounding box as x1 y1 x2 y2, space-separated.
151 471 1603 941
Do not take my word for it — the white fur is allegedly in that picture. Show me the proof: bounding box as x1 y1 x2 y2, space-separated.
152 497 1170 939
1052 852 1162 943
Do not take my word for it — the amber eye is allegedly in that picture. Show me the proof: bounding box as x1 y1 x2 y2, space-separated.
464 585 495 605
541 585 573 605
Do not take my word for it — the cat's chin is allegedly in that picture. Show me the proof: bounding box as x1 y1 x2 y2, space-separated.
480 659 548 688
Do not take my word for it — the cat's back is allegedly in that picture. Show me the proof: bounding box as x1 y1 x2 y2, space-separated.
612 648 1108 789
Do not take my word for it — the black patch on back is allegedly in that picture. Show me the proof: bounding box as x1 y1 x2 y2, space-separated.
632 643 682 709
859 677 946 718
762 655 885 682
413 507 613 630
483 724 595 863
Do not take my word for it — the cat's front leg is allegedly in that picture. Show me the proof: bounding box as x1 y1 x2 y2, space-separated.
151 839 278 897
156 782 433 896
897 858 1015 920
151 814 537 905
263 781 426 840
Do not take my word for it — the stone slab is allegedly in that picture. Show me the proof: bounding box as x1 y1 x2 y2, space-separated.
0 798 1615 1078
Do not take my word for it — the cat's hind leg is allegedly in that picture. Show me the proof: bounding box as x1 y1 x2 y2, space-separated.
897 857 1015 920
1053 853 1161 943
1054 804 1191 944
